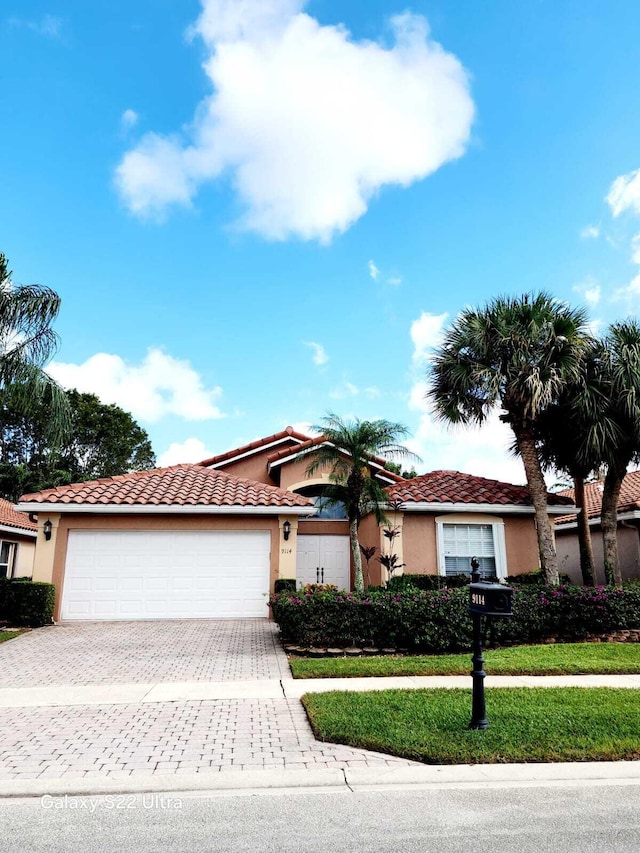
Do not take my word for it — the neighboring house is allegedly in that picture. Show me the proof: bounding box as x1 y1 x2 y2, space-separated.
0 498 37 578
555 472 640 584
17 426 574 621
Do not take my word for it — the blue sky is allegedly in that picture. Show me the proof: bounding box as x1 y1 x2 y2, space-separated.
2 0 640 482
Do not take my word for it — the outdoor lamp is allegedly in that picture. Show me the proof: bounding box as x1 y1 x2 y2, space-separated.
43 519 53 541
283 521 291 541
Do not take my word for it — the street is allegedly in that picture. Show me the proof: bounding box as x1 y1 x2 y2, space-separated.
3 781 640 852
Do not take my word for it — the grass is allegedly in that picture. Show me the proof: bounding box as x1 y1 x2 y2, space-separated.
289 642 640 678
302 687 640 764
0 630 22 644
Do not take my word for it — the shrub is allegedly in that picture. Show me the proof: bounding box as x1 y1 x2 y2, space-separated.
269 583 640 652
0 578 55 627
273 578 297 594
386 573 469 592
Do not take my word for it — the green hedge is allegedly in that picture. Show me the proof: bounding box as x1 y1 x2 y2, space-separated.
269 584 640 651
387 574 470 592
0 578 55 627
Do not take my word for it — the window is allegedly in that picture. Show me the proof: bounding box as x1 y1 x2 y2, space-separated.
0 541 16 579
295 487 348 520
436 518 507 580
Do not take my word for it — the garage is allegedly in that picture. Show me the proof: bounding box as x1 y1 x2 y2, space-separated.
61 529 271 620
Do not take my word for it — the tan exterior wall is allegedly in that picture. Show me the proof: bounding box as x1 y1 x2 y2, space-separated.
504 516 540 576
402 514 438 575
556 523 640 585
210 455 275 485
400 511 540 578
13 538 36 577
279 457 333 491
358 514 383 587
35 513 281 621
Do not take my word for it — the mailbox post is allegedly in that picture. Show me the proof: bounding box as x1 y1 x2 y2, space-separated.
468 557 513 730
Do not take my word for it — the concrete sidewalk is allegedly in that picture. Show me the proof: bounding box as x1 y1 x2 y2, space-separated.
1 673 640 707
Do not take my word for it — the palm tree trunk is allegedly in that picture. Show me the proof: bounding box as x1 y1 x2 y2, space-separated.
350 517 364 592
574 475 595 586
515 429 559 585
602 463 626 587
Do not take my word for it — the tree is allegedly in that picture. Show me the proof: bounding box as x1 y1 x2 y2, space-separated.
429 293 590 585
0 387 156 501
384 461 418 479
0 253 69 443
536 341 613 585
305 413 417 592
595 322 640 586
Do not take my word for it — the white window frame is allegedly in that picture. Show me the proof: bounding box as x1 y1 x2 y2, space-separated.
435 515 508 580
0 540 17 579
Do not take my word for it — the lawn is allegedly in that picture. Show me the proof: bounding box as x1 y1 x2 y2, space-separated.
302 687 640 764
0 630 22 644
290 642 640 678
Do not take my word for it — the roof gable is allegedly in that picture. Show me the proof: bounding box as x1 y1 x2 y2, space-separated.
556 471 640 523
0 498 37 533
18 464 315 510
266 438 405 484
388 470 572 508
199 426 310 469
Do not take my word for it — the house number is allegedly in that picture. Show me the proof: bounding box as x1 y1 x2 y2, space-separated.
281 548 292 555
471 593 486 606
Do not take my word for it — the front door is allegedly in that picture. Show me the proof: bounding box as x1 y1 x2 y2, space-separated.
296 535 350 590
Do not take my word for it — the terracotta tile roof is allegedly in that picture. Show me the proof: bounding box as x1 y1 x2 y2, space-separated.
0 498 37 532
555 471 640 524
18 465 315 509
387 470 573 507
266 437 406 481
199 426 310 468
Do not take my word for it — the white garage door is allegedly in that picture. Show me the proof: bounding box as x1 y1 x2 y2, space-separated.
61 530 271 620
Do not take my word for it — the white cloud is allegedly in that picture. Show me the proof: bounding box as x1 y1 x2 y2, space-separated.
631 233 640 265
9 14 62 39
158 437 216 466
387 276 402 287
580 224 599 240
407 408 526 485
607 169 640 217
115 0 474 242
364 386 381 399
121 109 139 130
368 260 380 281
573 277 601 307
410 311 448 365
329 381 359 399
304 341 329 366
48 347 225 423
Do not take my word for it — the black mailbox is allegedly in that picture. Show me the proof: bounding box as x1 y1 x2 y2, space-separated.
469 581 513 617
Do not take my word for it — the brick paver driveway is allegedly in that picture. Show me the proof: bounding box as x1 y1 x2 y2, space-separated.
0 619 287 687
0 620 417 784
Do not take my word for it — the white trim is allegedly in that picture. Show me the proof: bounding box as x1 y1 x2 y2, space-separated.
0 523 36 539
555 509 640 531
397 501 573 516
15 503 318 516
207 436 305 469
267 440 399 484
435 517 508 580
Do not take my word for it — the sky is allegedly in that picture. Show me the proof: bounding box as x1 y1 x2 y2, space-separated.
2 0 640 484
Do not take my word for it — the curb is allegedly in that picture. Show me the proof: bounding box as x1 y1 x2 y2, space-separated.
3 761 640 800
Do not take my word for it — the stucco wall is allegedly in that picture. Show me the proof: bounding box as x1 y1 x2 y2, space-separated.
209 454 275 485
556 523 640 584
36 513 282 621
504 516 540 576
13 538 36 577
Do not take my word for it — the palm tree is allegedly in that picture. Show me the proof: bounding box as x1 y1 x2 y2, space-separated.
305 413 417 592
429 293 590 585
595 321 640 586
536 342 614 585
0 254 69 444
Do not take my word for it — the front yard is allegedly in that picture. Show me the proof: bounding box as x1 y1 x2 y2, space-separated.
0 630 23 644
289 642 640 678
302 687 640 764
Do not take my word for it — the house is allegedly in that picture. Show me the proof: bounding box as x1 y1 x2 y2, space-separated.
16 426 574 621
0 498 37 578
554 472 640 583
